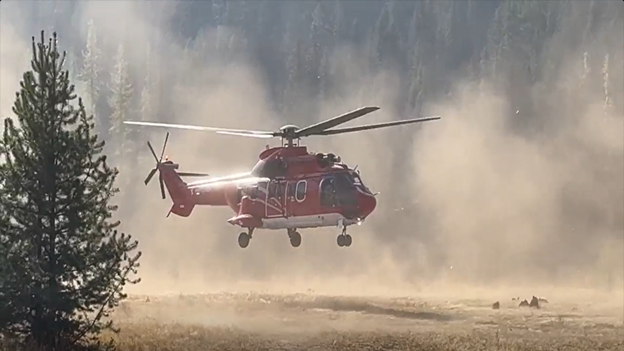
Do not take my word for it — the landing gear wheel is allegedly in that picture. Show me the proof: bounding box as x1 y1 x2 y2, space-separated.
337 224 351 248
337 234 345 247
289 231 302 248
344 234 352 247
238 232 250 248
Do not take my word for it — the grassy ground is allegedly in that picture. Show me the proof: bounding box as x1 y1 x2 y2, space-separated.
108 322 623 351
103 292 623 351
4 291 622 351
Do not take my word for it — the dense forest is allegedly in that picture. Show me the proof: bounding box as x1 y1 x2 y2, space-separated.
1 0 622 286
11 1 621 132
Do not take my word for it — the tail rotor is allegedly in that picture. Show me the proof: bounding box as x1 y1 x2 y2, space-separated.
144 133 170 199
143 132 208 200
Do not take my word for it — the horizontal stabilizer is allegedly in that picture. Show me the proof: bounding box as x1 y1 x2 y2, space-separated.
177 172 210 177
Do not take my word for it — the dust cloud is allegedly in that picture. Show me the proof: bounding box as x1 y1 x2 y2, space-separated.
0 1 622 305
68 1 419 294
409 16 624 291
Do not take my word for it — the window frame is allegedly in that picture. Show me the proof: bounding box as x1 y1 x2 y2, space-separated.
295 180 307 203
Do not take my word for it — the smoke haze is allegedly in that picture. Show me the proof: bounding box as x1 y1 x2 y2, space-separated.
1 1 622 300
0 3 30 134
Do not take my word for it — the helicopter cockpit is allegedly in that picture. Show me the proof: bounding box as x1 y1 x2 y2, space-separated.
319 169 372 209
348 169 373 195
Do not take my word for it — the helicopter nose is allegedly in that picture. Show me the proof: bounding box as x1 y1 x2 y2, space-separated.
358 191 377 219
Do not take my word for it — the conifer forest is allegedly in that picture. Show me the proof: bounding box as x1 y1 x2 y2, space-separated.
0 0 623 350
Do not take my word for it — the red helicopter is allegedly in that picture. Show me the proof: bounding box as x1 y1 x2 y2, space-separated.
124 107 440 248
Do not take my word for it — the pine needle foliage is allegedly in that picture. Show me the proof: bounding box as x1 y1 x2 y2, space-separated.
0 31 141 351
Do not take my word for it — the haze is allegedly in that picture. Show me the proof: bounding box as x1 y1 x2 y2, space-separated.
1 1 622 304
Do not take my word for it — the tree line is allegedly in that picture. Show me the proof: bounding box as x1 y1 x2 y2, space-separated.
44 1 620 146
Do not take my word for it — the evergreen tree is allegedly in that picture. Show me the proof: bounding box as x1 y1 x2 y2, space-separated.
77 19 103 131
406 0 436 113
140 44 154 123
483 1 511 80
0 188 13 334
0 31 141 351
332 0 347 44
372 2 401 70
431 0 454 88
308 1 333 106
284 40 310 123
107 43 134 160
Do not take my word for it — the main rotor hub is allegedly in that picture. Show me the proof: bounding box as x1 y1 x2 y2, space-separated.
278 125 300 147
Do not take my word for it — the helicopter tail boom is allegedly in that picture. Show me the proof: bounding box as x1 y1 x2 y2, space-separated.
142 132 209 217
159 166 195 217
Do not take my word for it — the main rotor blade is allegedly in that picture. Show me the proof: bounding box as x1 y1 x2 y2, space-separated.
124 121 276 136
177 172 210 177
314 116 441 136
295 106 380 137
144 168 157 185
215 131 276 138
147 141 159 163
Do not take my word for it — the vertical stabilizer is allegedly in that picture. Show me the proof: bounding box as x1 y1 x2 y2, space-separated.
141 132 208 217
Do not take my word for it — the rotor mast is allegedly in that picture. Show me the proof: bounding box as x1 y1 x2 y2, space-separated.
283 137 299 147
279 125 300 147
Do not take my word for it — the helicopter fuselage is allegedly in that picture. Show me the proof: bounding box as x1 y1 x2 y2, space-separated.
162 146 376 229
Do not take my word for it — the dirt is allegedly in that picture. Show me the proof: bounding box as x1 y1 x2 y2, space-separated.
109 289 624 350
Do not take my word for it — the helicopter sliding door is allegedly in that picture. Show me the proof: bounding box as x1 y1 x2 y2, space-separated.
286 179 308 217
265 180 287 218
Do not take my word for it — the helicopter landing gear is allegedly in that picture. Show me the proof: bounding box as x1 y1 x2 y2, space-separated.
238 228 253 248
337 227 352 248
288 228 302 248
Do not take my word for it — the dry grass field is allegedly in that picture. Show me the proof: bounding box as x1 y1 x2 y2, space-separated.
104 289 623 351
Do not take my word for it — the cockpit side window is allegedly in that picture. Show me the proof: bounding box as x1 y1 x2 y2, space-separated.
334 172 355 192
319 176 336 207
350 171 372 194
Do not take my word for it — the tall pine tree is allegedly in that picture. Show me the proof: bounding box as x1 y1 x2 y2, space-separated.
140 44 154 123
0 31 141 351
107 43 134 161
77 19 103 134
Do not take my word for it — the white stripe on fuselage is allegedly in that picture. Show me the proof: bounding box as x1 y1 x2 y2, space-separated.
187 175 270 189
259 213 361 230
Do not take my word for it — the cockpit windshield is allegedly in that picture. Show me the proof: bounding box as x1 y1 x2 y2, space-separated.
345 170 370 194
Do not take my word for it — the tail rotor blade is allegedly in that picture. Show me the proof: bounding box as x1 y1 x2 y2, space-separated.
160 132 169 162
144 168 157 185
145 134 170 200
147 141 159 162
